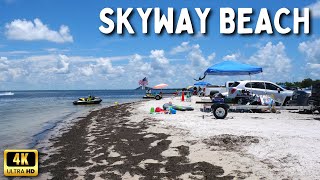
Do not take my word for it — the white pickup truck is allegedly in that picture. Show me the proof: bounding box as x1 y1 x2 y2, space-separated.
203 81 235 96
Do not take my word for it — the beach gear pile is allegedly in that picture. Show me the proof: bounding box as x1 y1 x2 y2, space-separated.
163 103 194 111
257 95 276 106
150 106 176 114
149 101 194 115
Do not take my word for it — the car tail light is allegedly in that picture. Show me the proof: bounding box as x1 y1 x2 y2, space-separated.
230 88 237 94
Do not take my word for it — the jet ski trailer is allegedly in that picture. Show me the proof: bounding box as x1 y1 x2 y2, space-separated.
196 100 318 119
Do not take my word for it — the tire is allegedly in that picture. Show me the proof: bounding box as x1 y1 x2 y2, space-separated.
212 104 228 119
155 95 161 100
299 110 313 114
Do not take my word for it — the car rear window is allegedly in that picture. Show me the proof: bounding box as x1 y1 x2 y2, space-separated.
230 82 240 87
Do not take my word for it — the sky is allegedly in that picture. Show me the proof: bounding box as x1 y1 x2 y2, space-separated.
0 0 319 90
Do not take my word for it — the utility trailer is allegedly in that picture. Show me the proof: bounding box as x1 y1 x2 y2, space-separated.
196 101 318 119
196 82 320 119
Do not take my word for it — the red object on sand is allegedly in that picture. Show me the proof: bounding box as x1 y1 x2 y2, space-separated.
181 91 185 101
155 107 164 112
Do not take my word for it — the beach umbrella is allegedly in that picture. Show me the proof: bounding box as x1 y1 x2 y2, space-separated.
153 83 168 89
186 86 194 89
194 81 211 86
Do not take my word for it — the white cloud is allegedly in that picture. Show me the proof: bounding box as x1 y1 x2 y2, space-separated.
44 48 70 53
207 53 216 61
306 63 320 77
79 65 94 77
8 68 27 79
298 38 320 63
0 57 9 70
0 56 27 82
0 43 216 89
170 42 190 54
5 18 73 43
249 42 292 80
48 55 70 74
96 58 125 76
187 44 212 67
223 52 240 60
124 54 153 86
1 57 8 60
0 51 30 56
306 1 320 18
299 38 320 79
128 54 152 77
150 50 169 69
308 63 320 69
195 31 205 38
171 42 213 68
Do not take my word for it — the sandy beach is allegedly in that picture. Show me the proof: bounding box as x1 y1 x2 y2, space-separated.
36 97 320 179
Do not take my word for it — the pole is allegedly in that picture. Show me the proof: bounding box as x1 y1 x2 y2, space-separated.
250 73 253 95
262 72 267 94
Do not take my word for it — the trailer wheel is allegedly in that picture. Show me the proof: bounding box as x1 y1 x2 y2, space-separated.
212 104 228 119
299 110 313 114
155 95 161 100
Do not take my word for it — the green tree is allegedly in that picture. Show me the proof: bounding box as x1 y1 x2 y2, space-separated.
284 82 294 88
301 78 313 88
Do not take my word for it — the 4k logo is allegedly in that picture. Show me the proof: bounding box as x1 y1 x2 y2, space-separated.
4 149 38 176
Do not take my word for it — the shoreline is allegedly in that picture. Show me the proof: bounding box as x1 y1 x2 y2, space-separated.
34 99 145 150
36 97 320 179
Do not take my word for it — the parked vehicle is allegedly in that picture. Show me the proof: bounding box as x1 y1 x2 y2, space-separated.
223 80 293 105
204 81 234 96
288 90 311 113
309 83 320 113
288 90 311 106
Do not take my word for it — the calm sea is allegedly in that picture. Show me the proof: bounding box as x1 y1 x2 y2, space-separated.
0 90 148 151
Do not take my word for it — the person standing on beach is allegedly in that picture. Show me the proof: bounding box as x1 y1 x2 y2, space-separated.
88 95 92 101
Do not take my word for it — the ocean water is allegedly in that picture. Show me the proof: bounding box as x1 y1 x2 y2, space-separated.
0 90 147 151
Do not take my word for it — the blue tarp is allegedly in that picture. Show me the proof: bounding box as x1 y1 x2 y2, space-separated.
194 82 211 86
205 61 263 75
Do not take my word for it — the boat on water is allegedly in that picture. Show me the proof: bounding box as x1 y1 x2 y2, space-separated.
0 92 14 96
73 96 102 105
143 93 162 100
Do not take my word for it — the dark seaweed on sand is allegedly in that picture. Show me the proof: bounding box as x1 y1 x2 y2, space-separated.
40 102 234 180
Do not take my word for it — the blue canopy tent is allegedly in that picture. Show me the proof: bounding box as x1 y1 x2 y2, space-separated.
194 61 264 94
195 61 263 80
194 81 211 86
205 61 262 76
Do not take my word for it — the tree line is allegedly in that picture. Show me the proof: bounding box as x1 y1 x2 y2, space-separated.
278 78 320 89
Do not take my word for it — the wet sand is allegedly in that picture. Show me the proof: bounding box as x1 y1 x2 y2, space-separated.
38 102 234 179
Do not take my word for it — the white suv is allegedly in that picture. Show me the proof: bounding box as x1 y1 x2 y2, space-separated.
224 80 293 105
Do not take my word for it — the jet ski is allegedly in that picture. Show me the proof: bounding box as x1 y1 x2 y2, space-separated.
73 96 102 105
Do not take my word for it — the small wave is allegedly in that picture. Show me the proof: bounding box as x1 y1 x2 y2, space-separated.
0 92 14 96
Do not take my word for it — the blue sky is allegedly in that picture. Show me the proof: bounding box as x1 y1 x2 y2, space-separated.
0 0 319 90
